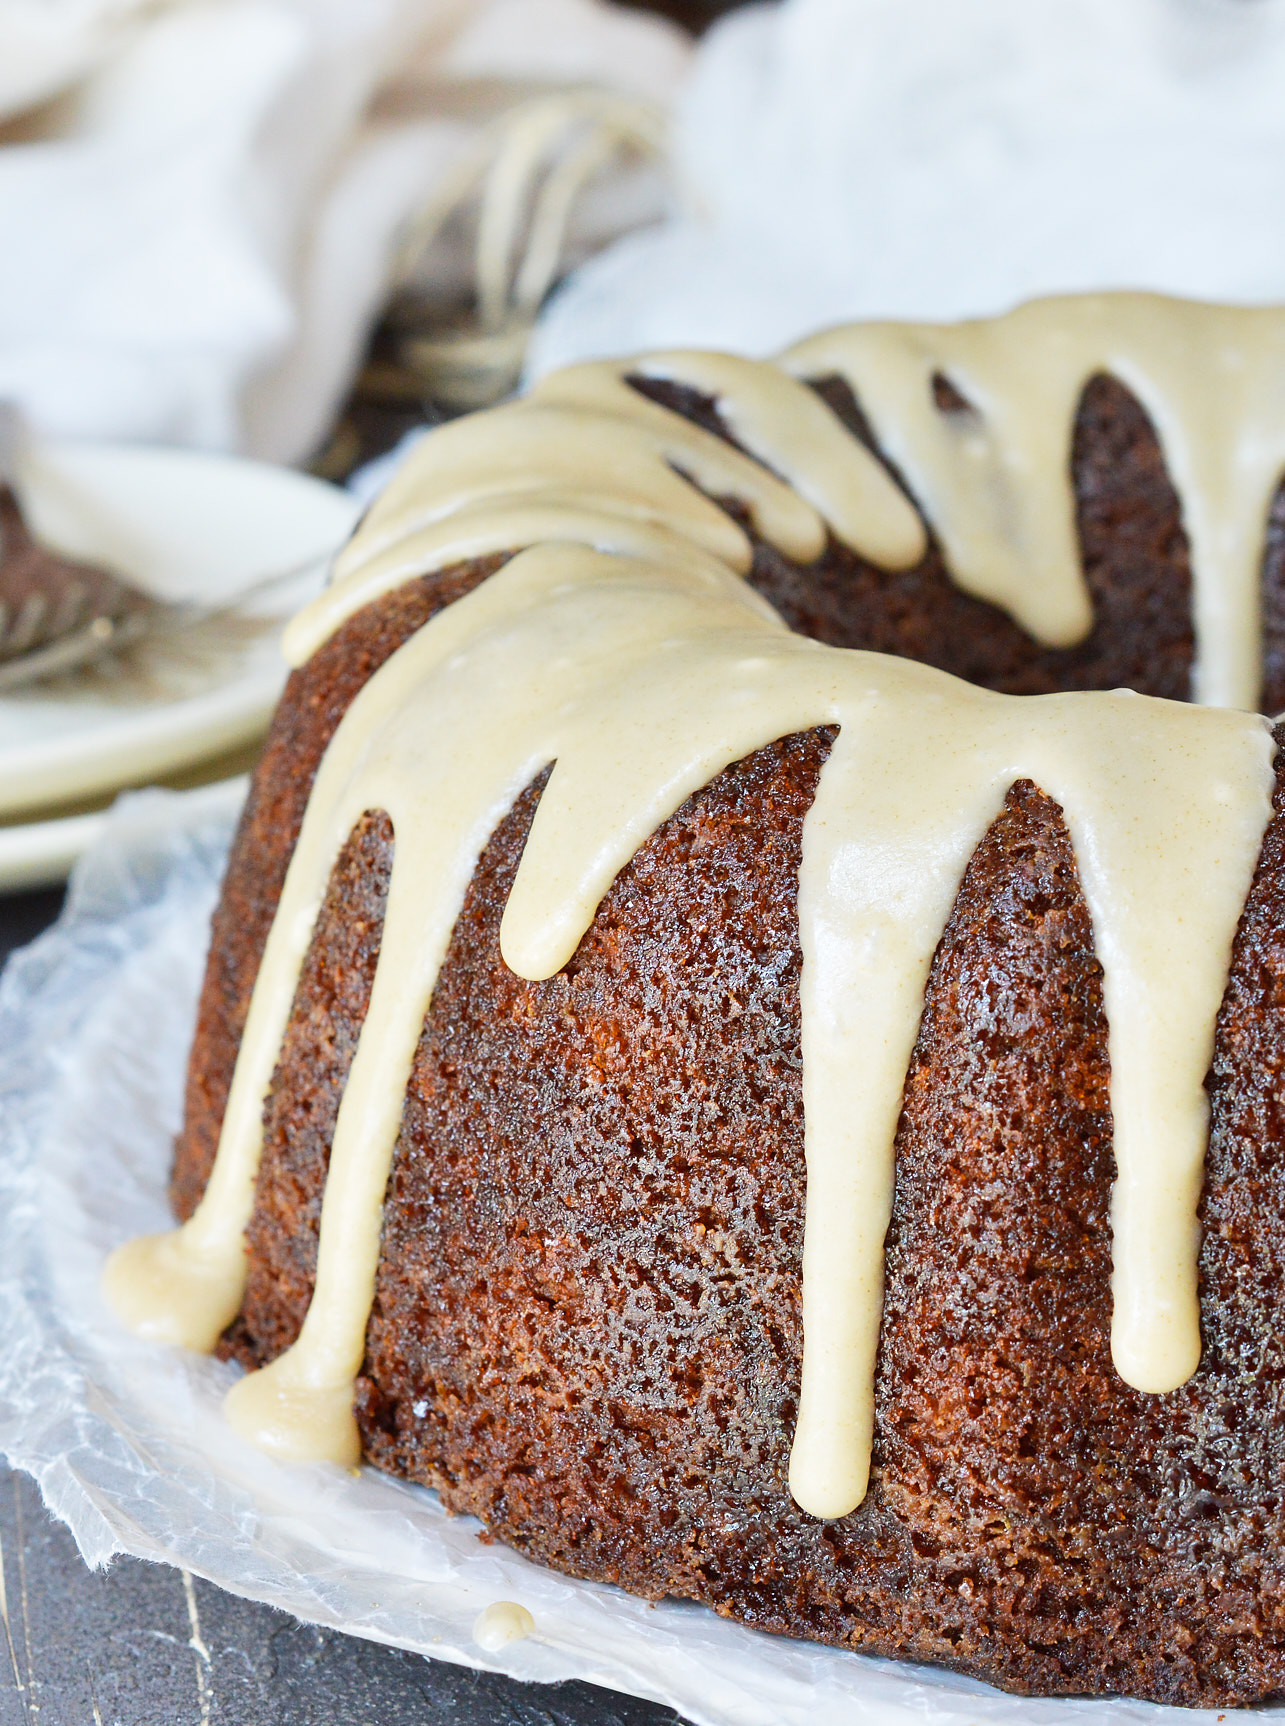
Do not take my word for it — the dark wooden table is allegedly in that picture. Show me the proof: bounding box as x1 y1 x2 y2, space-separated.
0 887 686 1726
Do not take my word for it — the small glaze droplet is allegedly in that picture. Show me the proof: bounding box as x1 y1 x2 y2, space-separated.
473 1600 535 1652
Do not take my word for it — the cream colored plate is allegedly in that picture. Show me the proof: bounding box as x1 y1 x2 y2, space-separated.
0 616 283 820
0 756 252 892
0 444 360 823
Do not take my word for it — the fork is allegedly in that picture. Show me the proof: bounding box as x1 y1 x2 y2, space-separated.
0 404 323 693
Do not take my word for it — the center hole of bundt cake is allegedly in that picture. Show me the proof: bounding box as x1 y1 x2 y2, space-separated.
627 369 1214 708
930 371 977 417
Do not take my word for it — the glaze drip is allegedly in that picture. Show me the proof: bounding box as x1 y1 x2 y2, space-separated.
104 291 1283 1522
288 292 1285 713
787 295 1285 708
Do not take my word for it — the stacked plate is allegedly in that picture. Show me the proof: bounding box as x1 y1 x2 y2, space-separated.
0 442 361 890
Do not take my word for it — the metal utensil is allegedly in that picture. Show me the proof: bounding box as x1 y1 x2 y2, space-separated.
0 404 325 693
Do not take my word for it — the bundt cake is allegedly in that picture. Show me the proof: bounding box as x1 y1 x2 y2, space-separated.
107 291 1285 1706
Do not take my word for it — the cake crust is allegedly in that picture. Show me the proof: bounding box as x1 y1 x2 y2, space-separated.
206 727 1285 1705
169 375 1285 1706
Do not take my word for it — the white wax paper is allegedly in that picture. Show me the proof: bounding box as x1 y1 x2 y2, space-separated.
0 786 1275 1726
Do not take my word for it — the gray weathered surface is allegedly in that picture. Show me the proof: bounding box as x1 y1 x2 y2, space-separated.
0 1469 685 1726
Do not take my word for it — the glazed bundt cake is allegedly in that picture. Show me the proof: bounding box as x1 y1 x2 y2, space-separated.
108 291 1285 1706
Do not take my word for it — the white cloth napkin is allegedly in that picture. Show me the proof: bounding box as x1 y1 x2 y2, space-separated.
0 0 690 463
529 0 1285 376
0 0 159 120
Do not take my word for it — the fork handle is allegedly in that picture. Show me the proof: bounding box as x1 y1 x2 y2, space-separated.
0 401 30 489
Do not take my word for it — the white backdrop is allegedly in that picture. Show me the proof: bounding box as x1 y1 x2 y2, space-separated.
531 0 1285 375
0 0 690 461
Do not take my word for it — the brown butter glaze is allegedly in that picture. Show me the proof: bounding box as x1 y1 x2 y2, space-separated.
171 374 1285 1704
212 741 1285 1705
638 369 1285 712
175 366 1217 1224
171 560 503 1220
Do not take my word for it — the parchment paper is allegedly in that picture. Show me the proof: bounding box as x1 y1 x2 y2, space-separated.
0 785 1271 1726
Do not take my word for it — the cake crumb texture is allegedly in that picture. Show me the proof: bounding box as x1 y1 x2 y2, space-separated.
170 374 1285 1705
